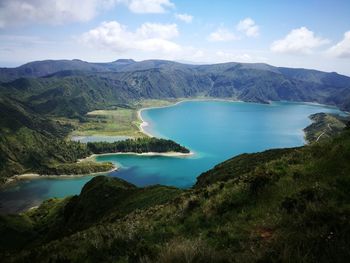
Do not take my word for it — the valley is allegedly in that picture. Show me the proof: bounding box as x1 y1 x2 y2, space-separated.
1 1 350 261
0 99 347 214
0 59 350 262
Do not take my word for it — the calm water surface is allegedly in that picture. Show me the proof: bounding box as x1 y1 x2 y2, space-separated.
0 101 345 213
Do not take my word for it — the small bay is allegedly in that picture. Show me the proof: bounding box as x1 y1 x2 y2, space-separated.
0 100 346 213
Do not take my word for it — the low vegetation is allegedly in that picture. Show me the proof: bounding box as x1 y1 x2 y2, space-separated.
70 99 177 138
0 97 188 182
87 137 190 154
1 59 350 261
304 112 349 142
72 107 143 137
37 161 114 175
1 127 350 262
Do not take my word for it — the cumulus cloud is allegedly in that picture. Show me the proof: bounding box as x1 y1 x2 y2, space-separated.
237 18 259 37
0 0 176 27
271 27 329 54
0 0 117 27
136 22 178 39
174 13 193 23
328 31 350 58
208 28 238 42
126 0 174 14
81 21 181 54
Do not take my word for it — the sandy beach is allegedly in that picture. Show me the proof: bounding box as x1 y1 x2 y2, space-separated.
137 108 154 137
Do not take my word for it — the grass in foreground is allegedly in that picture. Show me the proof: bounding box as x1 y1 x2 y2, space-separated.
1 129 350 262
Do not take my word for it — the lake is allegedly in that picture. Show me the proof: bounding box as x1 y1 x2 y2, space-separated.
0 100 346 213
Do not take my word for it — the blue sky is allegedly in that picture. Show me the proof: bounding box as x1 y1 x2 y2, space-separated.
0 0 349 75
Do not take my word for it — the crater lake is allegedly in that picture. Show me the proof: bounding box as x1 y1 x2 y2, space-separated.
0 100 346 213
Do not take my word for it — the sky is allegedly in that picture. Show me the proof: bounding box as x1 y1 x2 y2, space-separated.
0 0 349 75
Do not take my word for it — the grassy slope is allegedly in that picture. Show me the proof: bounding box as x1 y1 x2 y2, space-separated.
70 99 175 137
0 95 190 182
1 129 350 262
0 176 182 252
304 112 349 142
0 97 114 182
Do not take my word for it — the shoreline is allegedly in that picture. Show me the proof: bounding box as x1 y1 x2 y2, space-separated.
137 97 244 137
80 151 195 162
137 97 349 148
3 166 118 187
3 149 194 187
3 99 347 188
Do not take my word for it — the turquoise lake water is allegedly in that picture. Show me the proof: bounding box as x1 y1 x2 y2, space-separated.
0 101 346 213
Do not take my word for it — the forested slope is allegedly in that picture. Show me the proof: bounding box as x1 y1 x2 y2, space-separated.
1 128 350 262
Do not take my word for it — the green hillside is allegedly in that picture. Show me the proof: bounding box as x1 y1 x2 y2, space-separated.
1 60 350 262
1 60 350 116
0 96 188 182
1 128 350 262
304 113 349 142
0 59 349 188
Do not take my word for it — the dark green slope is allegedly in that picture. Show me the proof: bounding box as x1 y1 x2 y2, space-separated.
0 96 113 181
0 94 189 181
1 59 350 111
2 129 350 262
2 64 350 120
0 59 111 82
194 147 298 188
0 176 182 252
0 75 142 117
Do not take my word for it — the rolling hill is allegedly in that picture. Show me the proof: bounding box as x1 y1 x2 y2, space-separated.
0 59 350 261
1 128 350 262
0 59 350 181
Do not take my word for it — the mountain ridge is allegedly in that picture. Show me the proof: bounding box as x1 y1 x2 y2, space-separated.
1 59 349 80
0 58 350 181
1 59 350 115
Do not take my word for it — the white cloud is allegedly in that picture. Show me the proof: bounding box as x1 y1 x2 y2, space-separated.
328 31 350 58
237 18 259 37
126 0 174 14
81 21 181 54
136 23 178 39
0 0 117 27
208 28 238 42
0 0 176 27
271 27 329 54
174 13 193 23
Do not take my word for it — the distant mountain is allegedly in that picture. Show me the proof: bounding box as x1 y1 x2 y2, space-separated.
0 59 105 81
1 59 350 261
1 59 350 114
0 59 350 179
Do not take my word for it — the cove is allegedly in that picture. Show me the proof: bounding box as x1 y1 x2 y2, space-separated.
0 100 346 214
